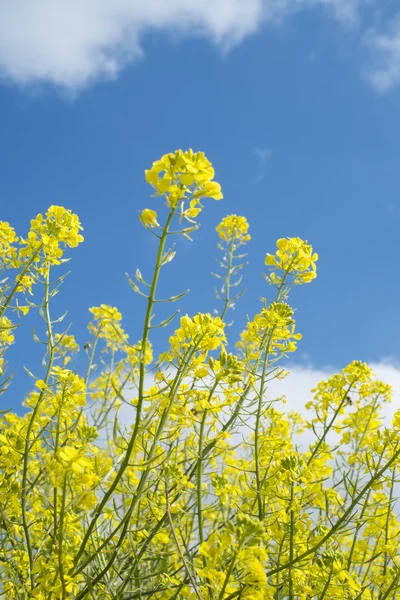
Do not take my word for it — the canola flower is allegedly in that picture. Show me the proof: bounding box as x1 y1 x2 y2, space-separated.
0 150 399 599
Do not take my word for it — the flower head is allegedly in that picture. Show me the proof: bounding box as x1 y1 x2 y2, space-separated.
145 149 223 213
139 209 160 229
216 215 250 244
20 205 84 266
265 237 318 285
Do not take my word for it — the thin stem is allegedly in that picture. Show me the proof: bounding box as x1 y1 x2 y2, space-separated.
73 209 175 568
382 468 396 583
288 483 294 600
21 263 55 589
197 411 207 546
197 380 219 549
57 477 68 600
165 484 202 600
217 548 240 600
220 234 235 320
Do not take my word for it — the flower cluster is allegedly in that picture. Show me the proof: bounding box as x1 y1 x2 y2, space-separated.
167 313 226 359
216 214 251 243
88 304 128 350
143 150 222 234
0 221 18 269
20 205 84 266
0 316 15 375
265 237 318 285
54 333 80 366
238 301 301 360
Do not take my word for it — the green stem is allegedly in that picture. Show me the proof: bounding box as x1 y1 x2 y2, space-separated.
197 381 219 548
197 411 207 546
165 484 202 600
306 387 352 467
21 264 55 590
57 477 68 600
288 483 295 600
73 209 175 568
254 271 289 520
217 547 240 600
220 234 235 320
382 468 396 584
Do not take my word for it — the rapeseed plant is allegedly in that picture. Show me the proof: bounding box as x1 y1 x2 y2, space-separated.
0 150 399 599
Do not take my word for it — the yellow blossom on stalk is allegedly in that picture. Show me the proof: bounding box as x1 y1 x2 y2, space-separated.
238 301 301 359
393 410 400 430
36 367 87 411
15 273 34 294
54 333 80 366
58 446 91 474
80 491 98 511
213 214 250 317
167 313 226 358
124 339 153 368
139 208 160 229
0 221 18 268
0 316 15 376
19 205 84 265
216 214 251 243
145 149 222 217
265 237 318 284
0 316 15 347
180 199 202 223
88 304 128 350
193 180 223 200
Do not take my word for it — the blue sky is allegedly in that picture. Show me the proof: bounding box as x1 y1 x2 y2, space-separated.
1 1 400 410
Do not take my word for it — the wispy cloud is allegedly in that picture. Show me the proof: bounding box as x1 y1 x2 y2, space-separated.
2 1 400 94
269 359 400 423
253 146 273 183
0 0 363 92
114 359 400 442
363 16 400 93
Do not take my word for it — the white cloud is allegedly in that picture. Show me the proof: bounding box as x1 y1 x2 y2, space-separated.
232 359 400 450
266 360 400 446
364 17 400 93
112 360 400 449
0 0 361 91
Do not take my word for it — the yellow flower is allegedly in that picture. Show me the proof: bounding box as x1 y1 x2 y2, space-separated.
58 446 91 474
88 304 128 350
265 237 318 285
54 333 80 366
19 205 84 265
154 531 170 545
80 492 97 511
216 215 250 242
145 149 222 211
392 410 400 430
194 180 223 200
139 208 160 229
0 221 18 268
167 313 226 358
15 273 35 294
0 316 15 346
